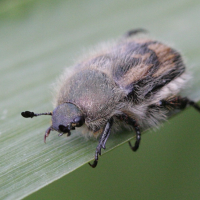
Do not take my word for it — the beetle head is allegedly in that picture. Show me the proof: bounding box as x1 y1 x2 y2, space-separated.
51 103 85 134
21 103 85 142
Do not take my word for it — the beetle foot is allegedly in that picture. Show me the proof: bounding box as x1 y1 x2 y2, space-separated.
128 140 139 152
89 160 98 168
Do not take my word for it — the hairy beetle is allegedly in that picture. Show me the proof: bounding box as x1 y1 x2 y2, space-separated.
21 29 200 168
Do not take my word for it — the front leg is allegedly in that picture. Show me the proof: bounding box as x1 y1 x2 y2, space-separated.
119 114 141 151
89 118 113 168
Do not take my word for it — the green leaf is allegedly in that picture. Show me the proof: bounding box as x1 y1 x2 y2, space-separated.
1 0 200 199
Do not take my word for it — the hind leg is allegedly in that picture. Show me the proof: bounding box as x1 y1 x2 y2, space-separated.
160 96 200 112
124 28 148 38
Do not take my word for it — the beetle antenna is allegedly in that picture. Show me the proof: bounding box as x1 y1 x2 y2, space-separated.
21 111 52 118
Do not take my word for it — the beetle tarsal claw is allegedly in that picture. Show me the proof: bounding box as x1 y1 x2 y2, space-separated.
89 160 98 168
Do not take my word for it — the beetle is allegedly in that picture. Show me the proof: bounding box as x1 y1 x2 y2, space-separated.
21 29 200 168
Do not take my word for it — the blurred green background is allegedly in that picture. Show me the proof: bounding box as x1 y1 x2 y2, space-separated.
1 0 200 199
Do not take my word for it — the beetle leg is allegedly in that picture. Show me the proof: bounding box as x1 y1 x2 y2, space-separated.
124 28 148 38
128 123 141 152
89 118 113 168
160 96 200 112
118 114 141 152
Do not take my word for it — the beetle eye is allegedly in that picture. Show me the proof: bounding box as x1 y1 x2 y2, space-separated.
73 116 85 127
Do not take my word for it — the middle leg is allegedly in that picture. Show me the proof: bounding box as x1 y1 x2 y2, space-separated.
118 114 141 152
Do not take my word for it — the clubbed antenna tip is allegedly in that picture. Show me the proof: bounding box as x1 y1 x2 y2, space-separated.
21 111 35 118
21 111 52 118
